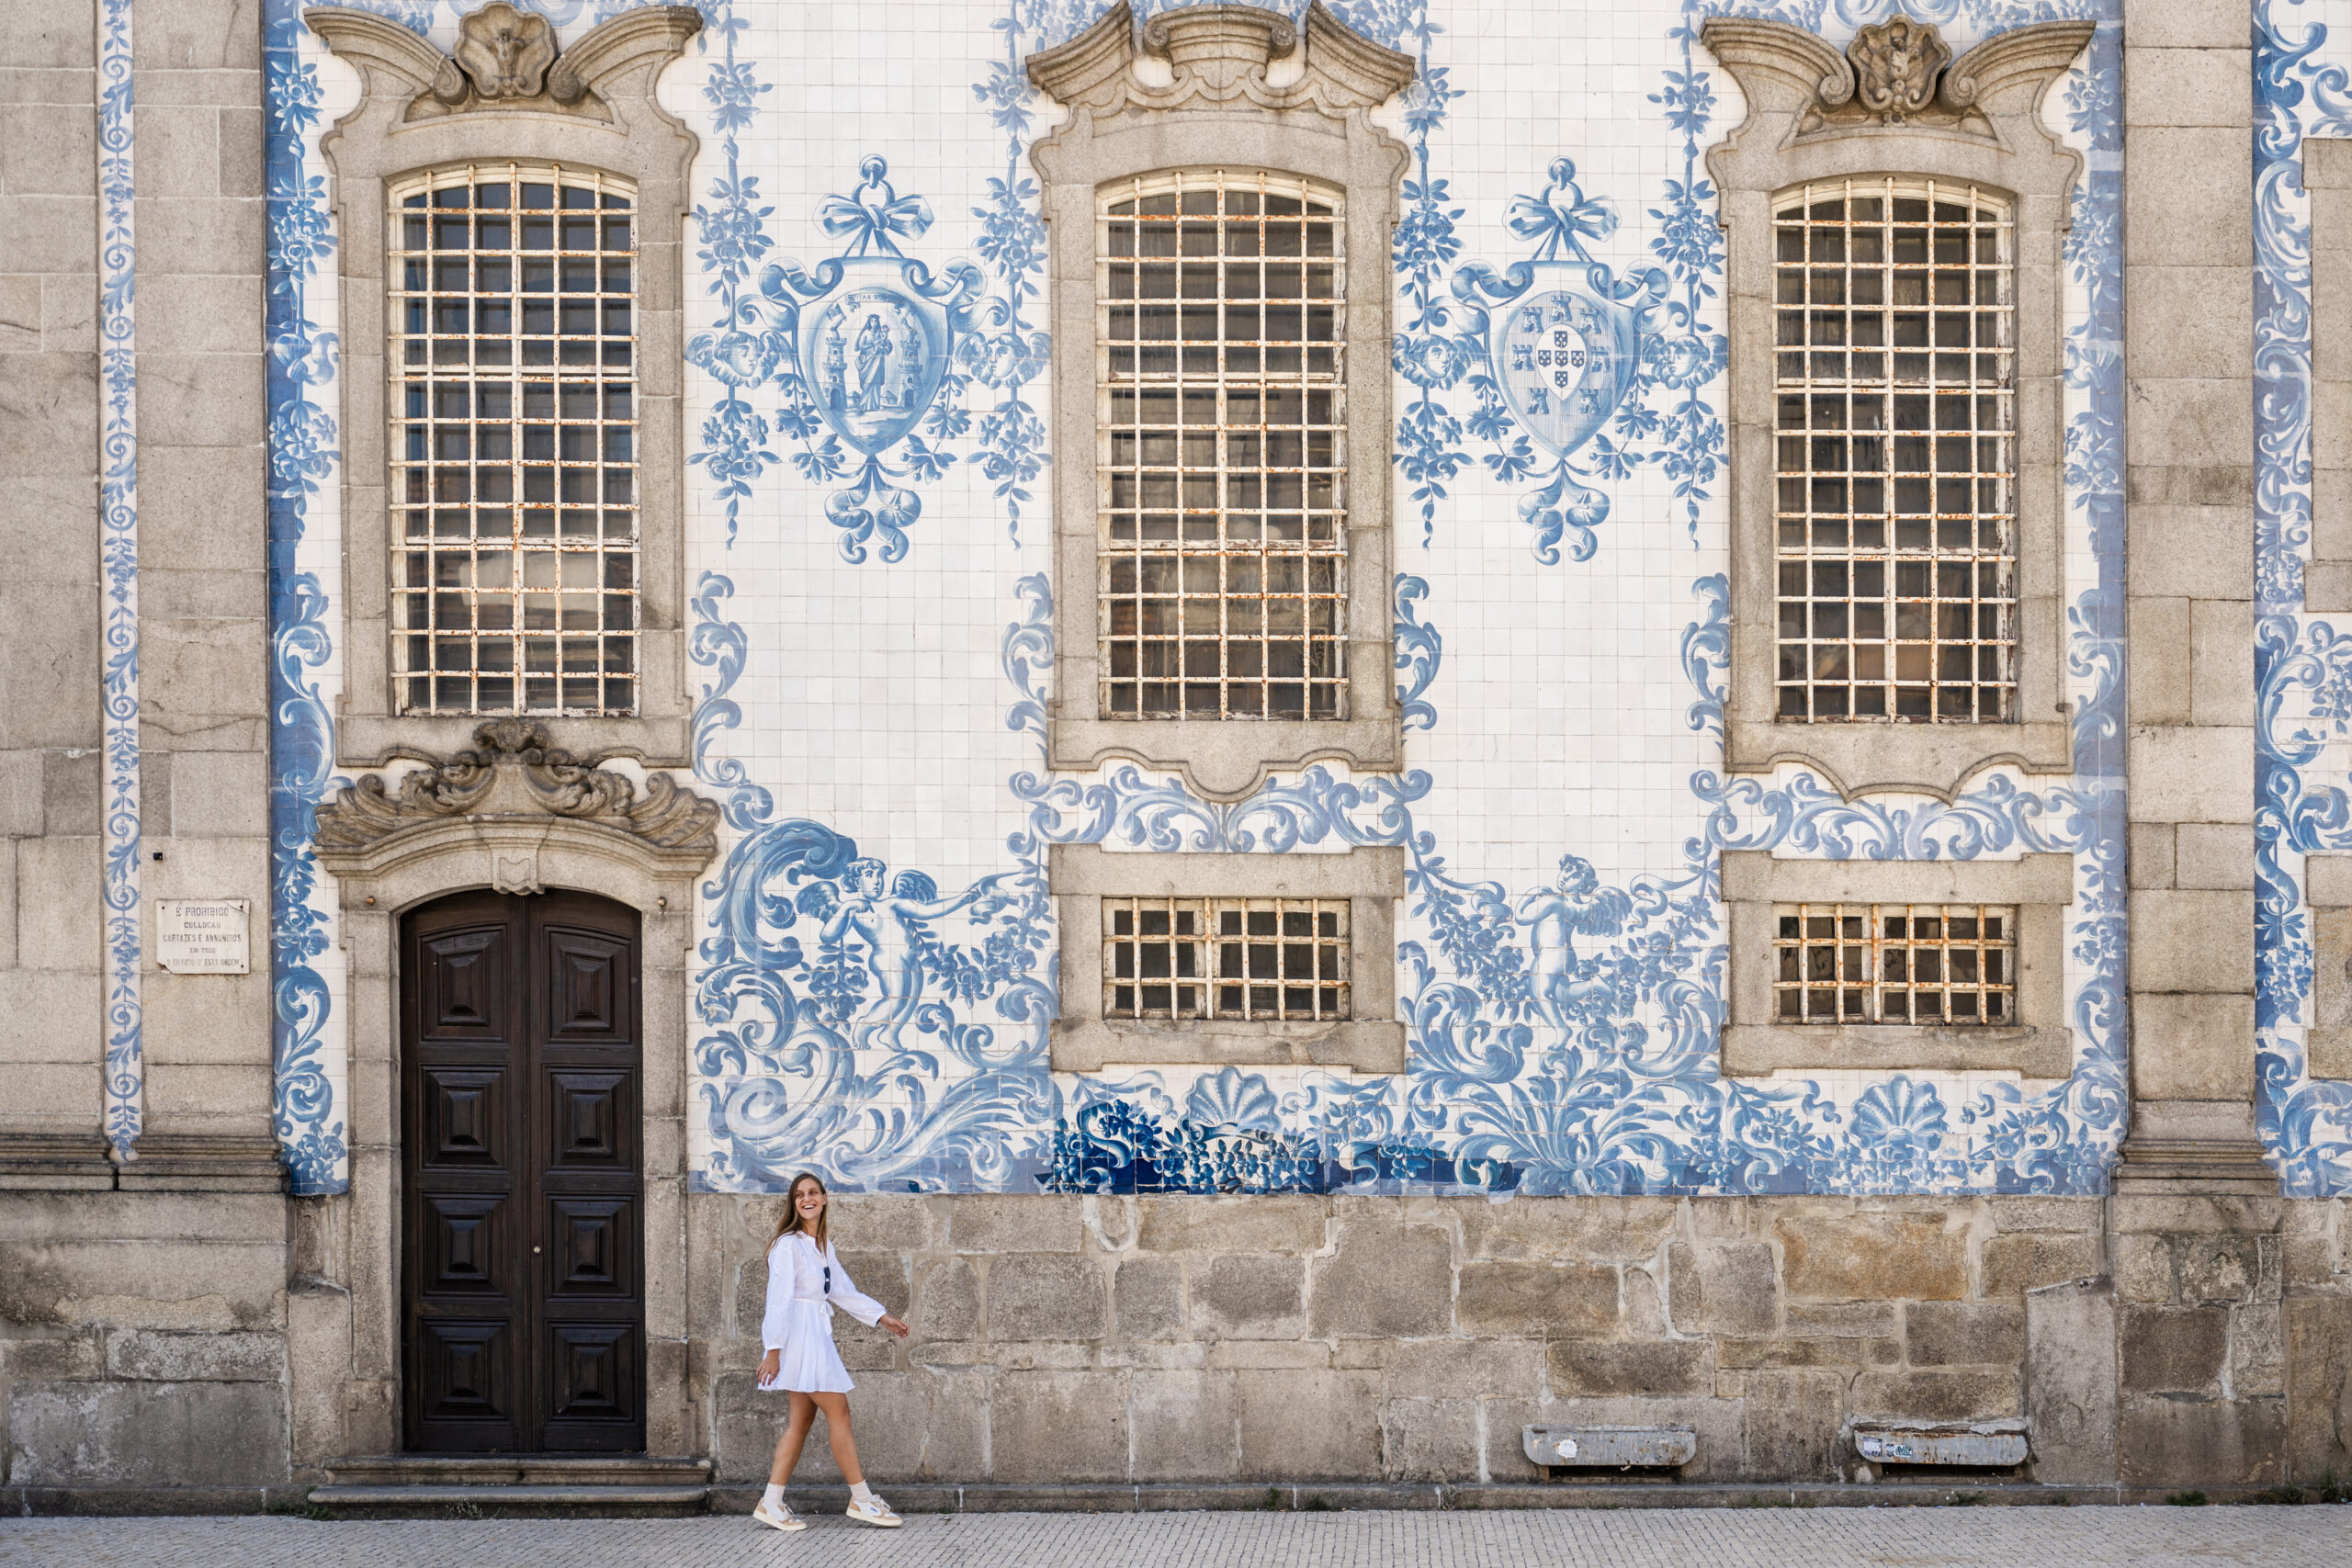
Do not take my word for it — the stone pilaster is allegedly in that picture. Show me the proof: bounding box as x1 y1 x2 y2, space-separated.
2110 0 2290 1492
2118 0 2267 1192
0 0 107 1162
132 0 275 1150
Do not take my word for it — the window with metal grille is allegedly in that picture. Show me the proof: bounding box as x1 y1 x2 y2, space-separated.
1773 177 2015 724
390 164 638 716
1098 170 1346 722
1102 897 1349 1021
1773 903 2017 1025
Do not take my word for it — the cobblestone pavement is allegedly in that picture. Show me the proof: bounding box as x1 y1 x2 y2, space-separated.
4 1506 2350 1567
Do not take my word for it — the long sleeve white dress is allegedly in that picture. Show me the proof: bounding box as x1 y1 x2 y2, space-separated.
758 1230 888 1393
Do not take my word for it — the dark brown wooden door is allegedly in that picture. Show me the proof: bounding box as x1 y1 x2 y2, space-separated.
401 888 645 1453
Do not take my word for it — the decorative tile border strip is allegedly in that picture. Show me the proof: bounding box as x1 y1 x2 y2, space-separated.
263 0 350 1194
2253 0 2352 1193
96 0 141 1163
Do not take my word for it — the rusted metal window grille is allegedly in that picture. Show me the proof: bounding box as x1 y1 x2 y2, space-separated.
390 164 638 716
1772 904 2017 1025
1102 897 1350 1021
1098 170 1346 721
1773 177 2015 724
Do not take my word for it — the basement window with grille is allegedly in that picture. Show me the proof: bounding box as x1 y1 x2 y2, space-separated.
1771 903 2016 1025
1717 851 2073 1078
390 164 639 717
1102 897 1351 1022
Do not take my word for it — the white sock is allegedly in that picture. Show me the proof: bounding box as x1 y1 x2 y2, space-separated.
762 1483 785 1513
850 1481 876 1505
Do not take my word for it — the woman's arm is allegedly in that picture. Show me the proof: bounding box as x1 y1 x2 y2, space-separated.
758 1237 793 1354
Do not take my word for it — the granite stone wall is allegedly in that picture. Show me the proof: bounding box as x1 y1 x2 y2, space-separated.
0 1191 292 1499
691 1192 2352 1492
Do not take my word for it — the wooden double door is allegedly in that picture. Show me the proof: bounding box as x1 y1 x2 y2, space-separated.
401 889 646 1452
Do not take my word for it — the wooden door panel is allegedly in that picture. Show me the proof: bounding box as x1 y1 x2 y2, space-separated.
419 1194 508 1295
545 1197 635 1297
417 927 506 1037
544 929 628 1039
542 1322 638 1442
414 1318 520 1449
402 888 643 1454
417 1066 507 1168
546 1071 629 1168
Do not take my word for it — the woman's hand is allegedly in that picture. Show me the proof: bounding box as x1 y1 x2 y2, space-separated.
758 1348 780 1388
879 1313 911 1339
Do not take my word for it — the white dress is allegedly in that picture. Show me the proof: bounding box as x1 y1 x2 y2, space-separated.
759 1232 887 1393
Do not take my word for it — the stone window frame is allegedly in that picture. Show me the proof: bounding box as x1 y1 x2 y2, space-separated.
1026 2 1414 801
1720 849 2074 1077
1702 14 2096 800
1049 842 1406 1074
308 5 702 769
2300 854 2352 1079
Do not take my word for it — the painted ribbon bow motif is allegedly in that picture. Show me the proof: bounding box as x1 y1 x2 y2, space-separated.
1451 159 1673 563
694 156 981 563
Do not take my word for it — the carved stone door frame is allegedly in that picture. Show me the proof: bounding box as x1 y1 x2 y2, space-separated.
300 723 717 1461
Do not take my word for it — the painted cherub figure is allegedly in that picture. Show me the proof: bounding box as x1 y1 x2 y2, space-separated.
1513 852 1633 1043
819 857 1008 1049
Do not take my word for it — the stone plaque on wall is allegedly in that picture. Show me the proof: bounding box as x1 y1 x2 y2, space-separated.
155 899 251 975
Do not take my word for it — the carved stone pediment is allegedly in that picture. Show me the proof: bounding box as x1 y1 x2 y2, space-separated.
314 720 718 861
1702 10 2096 148
1028 1 1412 121
305 2 703 124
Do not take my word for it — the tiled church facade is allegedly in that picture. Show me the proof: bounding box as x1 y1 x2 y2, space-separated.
4 0 2352 1508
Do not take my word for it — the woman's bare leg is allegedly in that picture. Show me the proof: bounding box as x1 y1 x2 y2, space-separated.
808 1390 864 1485
769 1391 817 1486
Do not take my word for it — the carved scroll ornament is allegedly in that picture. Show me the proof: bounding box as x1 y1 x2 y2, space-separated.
1027 0 1413 120
304 2 704 123
1702 9 2096 146
314 719 719 856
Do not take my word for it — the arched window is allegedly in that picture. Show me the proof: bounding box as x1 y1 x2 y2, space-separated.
1770 176 2016 728
1096 170 1348 726
390 164 640 716
1705 13 2092 802
309 3 699 766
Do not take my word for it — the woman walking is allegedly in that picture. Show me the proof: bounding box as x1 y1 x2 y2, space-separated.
752 1171 911 1531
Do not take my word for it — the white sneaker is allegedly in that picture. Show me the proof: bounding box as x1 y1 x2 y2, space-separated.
752 1500 807 1532
845 1494 902 1528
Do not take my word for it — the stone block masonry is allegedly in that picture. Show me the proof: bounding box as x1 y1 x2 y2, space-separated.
684 1191 2352 1492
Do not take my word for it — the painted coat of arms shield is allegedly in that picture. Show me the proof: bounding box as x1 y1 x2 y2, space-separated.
1491 281 1641 460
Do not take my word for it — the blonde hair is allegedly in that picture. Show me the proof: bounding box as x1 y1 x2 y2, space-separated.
769 1170 830 1256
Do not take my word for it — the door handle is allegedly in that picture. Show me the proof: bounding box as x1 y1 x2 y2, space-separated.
533 1245 542 1254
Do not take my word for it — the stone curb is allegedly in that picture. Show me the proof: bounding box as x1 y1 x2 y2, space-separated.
6 1480 2336 1517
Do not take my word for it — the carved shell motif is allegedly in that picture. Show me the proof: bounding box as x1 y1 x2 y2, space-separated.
1848 13 1951 125
443 0 560 103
